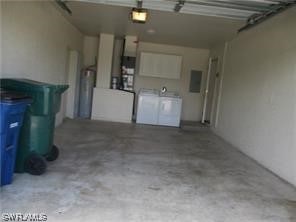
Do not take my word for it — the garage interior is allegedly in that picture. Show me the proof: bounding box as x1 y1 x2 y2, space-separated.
1 0 296 221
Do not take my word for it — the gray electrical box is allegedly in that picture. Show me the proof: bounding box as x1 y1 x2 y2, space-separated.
189 70 202 93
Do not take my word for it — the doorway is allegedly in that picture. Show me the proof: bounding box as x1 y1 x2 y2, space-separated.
201 57 219 126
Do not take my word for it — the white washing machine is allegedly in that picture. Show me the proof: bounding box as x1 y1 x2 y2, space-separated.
136 89 160 125
158 92 182 127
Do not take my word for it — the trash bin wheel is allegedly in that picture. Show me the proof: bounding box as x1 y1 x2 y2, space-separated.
24 153 47 175
46 145 59 162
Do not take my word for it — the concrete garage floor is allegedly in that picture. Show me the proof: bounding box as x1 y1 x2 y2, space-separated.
1 119 296 222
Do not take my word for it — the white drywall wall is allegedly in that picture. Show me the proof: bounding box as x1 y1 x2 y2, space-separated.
91 88 134 123
1 1 83 125
96 33 114 88
213 8 296 186
135 42 209 121
83 36 99 67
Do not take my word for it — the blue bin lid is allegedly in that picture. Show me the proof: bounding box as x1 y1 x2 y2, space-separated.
0 89 32 102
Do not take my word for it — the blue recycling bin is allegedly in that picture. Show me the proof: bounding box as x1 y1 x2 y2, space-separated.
0 90 31 186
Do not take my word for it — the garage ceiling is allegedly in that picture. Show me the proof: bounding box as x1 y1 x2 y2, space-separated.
56 0 294 48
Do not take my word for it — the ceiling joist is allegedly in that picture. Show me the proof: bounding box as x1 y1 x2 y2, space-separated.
56 0 72 14
75 0 294 20
137 0 143 8
174 0 185 12
238 1 295 32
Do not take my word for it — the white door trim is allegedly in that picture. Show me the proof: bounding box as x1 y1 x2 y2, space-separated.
201 58 212 124
201 57 217 124
66 50 80 119
214 42 228 128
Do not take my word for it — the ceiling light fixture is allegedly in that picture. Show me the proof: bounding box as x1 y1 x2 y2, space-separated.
131 8 148 23
131 0 148 23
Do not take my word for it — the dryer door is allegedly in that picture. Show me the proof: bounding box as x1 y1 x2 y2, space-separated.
158 97 182 127
136 95 159 125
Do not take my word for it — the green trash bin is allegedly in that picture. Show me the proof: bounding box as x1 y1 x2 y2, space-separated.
0 79 68 175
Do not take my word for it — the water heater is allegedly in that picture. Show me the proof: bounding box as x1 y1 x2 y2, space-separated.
79 67 96 118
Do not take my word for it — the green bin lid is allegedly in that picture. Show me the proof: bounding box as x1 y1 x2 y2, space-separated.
0 78 69 93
